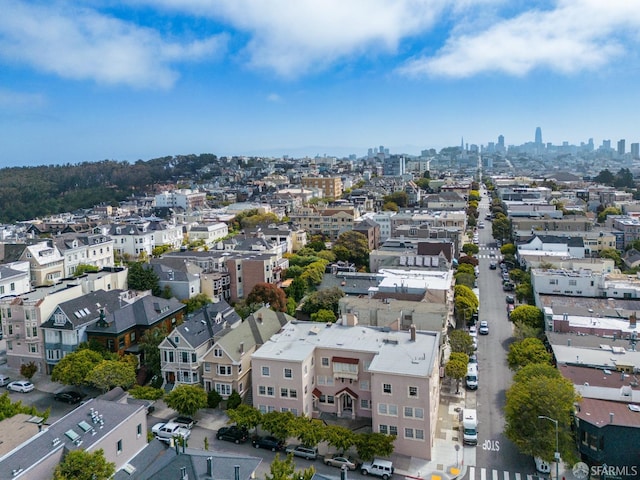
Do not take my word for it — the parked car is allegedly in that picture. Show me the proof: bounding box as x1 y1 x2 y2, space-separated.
479 321 489 335
324 454 360 470
217 425 249 444
489 261 497 270
155 422 191 443
503 282 515 292
505 295 515 304
151 422 166 435
7 381 34 393
252 435 285 451
54 391 83 404
171 416 197 429
0 375 11 387
468 326 478 338
361 458 394 480
469 353 478 365
285 444 318 460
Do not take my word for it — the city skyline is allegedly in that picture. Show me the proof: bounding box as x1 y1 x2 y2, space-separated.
2 1 640 167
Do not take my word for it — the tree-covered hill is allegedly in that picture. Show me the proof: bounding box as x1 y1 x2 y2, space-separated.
0 154 218 223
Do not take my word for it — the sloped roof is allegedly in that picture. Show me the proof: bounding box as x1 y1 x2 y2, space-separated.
41 289 125 330
167 300 241 349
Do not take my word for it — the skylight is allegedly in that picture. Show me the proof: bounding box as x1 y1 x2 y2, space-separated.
65 429 80 441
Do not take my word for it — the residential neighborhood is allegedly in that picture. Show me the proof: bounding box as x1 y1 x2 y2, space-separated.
1 147 640 479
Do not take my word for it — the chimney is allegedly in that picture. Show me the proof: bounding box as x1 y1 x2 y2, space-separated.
239 342 244 354
410 324 416 342
257 312 263 323
610 412 614 424
630 313 637 328
345 313 358 326
234 465 240 480
206 457 213 477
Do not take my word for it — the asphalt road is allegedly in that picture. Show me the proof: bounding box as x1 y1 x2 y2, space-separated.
473 194 537 474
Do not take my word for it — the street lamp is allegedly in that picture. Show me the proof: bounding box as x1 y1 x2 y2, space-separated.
538 415 560 480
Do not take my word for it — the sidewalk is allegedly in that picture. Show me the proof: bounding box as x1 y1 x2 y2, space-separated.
390 379 466 480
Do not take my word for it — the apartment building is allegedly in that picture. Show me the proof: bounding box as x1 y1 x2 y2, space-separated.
289 205 359 240
1 241 65 286
53 231 115 277
155 189 207 210
251 316 441 460
187 222 229 248
301 177 343 200
0 263 30 299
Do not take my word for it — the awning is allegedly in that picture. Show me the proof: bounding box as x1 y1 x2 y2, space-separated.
312 388 322 398
335 387 359 399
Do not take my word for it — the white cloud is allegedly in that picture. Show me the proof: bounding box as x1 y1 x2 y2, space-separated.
0 1 227 89
399 0 640 78
135 0 465 77
266 93 282 103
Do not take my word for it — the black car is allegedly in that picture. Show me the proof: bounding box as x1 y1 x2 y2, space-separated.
252 435 285 451
217 425 249 444
171 416 197 429
53 391 83 404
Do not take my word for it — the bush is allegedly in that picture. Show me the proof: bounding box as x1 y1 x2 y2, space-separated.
129 386 164 400
207 390 222 408
226 390 242 410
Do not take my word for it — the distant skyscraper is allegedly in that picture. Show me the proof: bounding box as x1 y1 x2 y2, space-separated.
535 127 542 144
631 143 639 159
617 139 626 155
498 135 504 148
603 139 611 150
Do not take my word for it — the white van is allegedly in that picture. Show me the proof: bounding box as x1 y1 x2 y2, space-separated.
465 365 478 390
0 375 10 387
360 458 394 480
462 409 478 446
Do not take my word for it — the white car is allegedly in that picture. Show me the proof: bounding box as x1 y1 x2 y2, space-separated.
479 321 489 335
469 326 478 338
7 381 34 393
151 422 166 435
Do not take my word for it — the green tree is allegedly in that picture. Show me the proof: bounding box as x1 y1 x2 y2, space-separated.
492 215 511 243
129 386 164 400
445 359 467 393
246 282 287 312
290 416 326 447
600 248 622 268
207 390 223 408
20 361 38 380
311 309 337 322
286 277 307 302
333 231 370 268
500 243 517 256
383 191 408 208
509 305 544 329
355 432 395 461
85 359 136 392
454 272 475 289
226 404 262 431
139 326 167 384
301 287 345 316
226 390 242 410
468 190 481 202
0 391 50 422
449 330 474 356
513 362 562 384
415 178 430 189
324 424 356 452
594 169 614 185
127 262 160 295
382 201 399 212
515 282 535 304
449 352 469 365
461 243 479 255
51 349 104 387
454 285 479 310
456 264 475 276
261 410 295 440
597 206 622 223
53 449 115 480
265 453 315 480
164 384 208 416
182 293 212 313
507 338 552 370
505 374 578 463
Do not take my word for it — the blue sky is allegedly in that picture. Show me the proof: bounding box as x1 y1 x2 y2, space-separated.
2 0 640 167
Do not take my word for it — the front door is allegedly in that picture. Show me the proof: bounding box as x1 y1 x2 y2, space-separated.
342 394 353 412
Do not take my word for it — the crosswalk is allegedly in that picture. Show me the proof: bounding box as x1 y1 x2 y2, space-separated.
476 254 502 260
466 467 544 480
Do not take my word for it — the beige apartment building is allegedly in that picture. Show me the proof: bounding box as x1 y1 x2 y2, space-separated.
251 315 441 460
289 205 359 240
301 177 343 200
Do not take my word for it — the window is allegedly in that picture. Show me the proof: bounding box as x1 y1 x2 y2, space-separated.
408 386 418 397
290 389 297 398
405 428 414 438
327 395 335 404
267 386 275 396
378 403 388 415
117 439 123 455
415 408 424 419
217 365 232 376
415 429 424 440
383 383 392 394
174 336 179 344
181 352 188 363
360 380 370 391
379 425 388 434
214 348 223 357
29 344 38 353
215 383 232 396
284 368 292 379
204 363 211 372
130 331 136 342
262 366 270 377
137 423 142 437
404 406 413 417
360 399 370 409
281 388 289 398
389 426 398 436
259 386 266 396
118 337 125 349
569 279 577 286
388 405 398 416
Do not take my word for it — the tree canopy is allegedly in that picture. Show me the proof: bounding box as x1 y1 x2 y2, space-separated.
507 337 552 370
127 262 160 295
333 231 370 268
300 287 345 316
164 384 208 416
85 359 136 392
265 454 315 480
449 330 475 356
246 282 287 312
509 305 544 329
51 349 104 387
182 293 212 313
53 449 115 480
